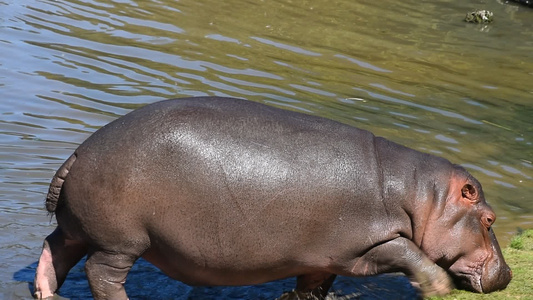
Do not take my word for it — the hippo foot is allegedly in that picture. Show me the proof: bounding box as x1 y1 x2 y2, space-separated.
278 290 324 300
278 273 335 300
33 291 55 300
411 268 453 297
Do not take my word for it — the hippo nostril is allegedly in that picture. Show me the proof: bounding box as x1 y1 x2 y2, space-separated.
482 213 496 228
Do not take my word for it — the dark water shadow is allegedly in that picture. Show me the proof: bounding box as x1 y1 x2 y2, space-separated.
14 258 418 299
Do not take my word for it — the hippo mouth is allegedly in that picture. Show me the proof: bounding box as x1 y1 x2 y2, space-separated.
450 269 483 293
448 257 485 293
448 254 512 293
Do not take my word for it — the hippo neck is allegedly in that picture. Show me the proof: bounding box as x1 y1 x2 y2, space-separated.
374 137 453 247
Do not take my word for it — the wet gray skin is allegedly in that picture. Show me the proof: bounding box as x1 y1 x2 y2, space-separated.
34 97 511 299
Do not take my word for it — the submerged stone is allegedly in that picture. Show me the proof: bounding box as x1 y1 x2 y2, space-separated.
465 10 494 23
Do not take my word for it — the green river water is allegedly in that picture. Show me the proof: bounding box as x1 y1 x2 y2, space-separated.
1 0 531 298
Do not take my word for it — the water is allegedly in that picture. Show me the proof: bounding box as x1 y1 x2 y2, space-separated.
1 0 531 298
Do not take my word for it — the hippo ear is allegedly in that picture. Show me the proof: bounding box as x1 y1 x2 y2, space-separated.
461 184 477 201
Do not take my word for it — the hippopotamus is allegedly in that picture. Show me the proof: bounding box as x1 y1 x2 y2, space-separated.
34 97 511 299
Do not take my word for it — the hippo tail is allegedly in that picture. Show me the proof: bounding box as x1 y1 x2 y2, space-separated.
45 153 77 213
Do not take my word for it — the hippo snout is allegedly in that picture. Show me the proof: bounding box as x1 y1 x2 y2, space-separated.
481 260 512 293
452 260 511 294
479 228 512 293
449 226 512 294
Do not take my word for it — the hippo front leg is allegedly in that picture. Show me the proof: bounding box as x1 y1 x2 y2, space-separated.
350 237 453 297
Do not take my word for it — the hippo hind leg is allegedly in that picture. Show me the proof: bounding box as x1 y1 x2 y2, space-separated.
34 227 88 299
279 273 336 300
84 242 148 300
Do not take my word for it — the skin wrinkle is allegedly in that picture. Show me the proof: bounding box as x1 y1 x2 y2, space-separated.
456 259 483 290
410 166 427 247
419 176 453 256
217 157 247 224
475 230 495 289
407 157 442 246
211 151 230 266
372 136 390 220
372 138 404 241
216 140 291 229
257 186 292 220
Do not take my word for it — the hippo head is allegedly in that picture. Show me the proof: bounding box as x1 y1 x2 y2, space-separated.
421 166 512 293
